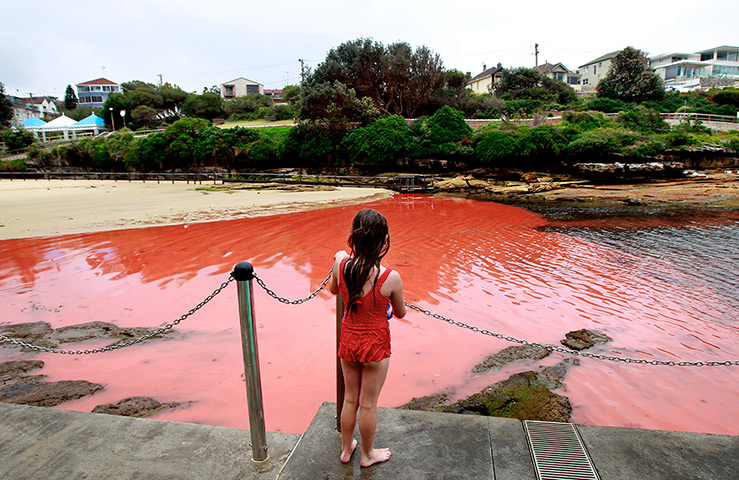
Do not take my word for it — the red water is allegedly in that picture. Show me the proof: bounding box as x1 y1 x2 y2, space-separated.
1 195 737 435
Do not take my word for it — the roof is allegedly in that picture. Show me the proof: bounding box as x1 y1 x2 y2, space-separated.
694 45 739 54
468 64 504 83
75 114 106 126
21 117 46 127
77 78 118 86
38 114 77 129
580 51 620 68
537 62 569 74
221 77 263 86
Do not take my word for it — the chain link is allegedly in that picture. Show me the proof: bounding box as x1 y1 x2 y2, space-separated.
0 276 235 355
253 268 333 305
404 302 739 367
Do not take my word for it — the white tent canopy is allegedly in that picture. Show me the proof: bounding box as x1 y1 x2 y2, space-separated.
26 114 109 142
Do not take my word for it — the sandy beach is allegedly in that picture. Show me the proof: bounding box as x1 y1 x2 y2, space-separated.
0 180 392 240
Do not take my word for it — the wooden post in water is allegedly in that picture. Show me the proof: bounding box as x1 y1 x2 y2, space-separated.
336 295 344 432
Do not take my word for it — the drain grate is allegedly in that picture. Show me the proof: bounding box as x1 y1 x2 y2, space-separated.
524 420 600 480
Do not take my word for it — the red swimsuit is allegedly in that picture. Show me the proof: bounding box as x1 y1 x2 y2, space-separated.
337 258 393 363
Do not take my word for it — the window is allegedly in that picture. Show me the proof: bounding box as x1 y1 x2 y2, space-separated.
716 50 739 62
247 85 260 94
224 85 234 96
78 86 90 92
701 52 714 61
582 66 589 73
593 66 597 75
554 72 565 81
111 86 119 92
582 78 589 85
567 76 579 85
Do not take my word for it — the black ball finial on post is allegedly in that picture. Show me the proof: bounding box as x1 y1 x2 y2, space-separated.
232 262 254 281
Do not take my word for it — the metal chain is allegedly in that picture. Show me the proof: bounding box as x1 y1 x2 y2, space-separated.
0 276 235 355
252 268 333 305
405 303 739 367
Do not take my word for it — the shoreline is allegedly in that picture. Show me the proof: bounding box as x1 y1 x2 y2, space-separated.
0 180 392 240
2 172 737 240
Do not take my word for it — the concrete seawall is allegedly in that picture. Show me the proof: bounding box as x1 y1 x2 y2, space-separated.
1 402 737 479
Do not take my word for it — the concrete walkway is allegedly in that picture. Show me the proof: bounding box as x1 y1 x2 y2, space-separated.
0 401 736 479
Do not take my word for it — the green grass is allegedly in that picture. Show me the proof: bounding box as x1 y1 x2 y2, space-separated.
219 119 295 128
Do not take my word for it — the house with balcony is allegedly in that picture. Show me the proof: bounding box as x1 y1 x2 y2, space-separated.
76 78 120 107
650 46 739 91
220 78 264 99
537 62 581 92
466 63 504 94
578 51 620 92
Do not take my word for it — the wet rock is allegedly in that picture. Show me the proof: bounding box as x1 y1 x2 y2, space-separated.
0 380 104 406
399 393 449 412
444 371 572 422
92 397 181 418
53 321 171 345
536 358 579 390
0 322 57 349
472 345 551 374
561 329 613 351
0 360 45 384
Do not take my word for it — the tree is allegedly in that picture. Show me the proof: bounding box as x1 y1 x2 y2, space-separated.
308 38 445 117
159 83 189 119
297 81 379 129
0 82 13 127
132 105 159 128
596 47 665 103
182 92 225 120
64 85 78 111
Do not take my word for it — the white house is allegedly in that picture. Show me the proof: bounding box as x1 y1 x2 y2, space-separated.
466 64 504 94
76 78 121 108
220 78 264 99
578 51 620 92
650 46 739 91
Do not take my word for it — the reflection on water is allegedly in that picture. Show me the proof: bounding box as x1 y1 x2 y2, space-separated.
0 196 737 435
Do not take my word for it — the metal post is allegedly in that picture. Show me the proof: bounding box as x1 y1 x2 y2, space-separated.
336 296 345 432
233 261 268 462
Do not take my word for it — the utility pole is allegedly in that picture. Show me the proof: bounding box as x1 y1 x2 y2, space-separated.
534 43 539 67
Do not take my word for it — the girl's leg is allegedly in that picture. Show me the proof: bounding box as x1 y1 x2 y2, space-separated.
339 359 361 463
357 358 391 467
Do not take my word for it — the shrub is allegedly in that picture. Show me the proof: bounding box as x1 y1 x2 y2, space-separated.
0 128 35 152
342 115 412 166
426 106 472 145
565 128 638 158
475 130 516 163
584 97 628 113
661 130 697 148
615 107 670 133
561 111 610 132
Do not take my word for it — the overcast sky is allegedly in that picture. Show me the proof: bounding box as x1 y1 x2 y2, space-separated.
1 0 736 99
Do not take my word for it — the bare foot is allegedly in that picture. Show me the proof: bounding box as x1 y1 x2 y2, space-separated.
360 447 392 467
340 438 358 464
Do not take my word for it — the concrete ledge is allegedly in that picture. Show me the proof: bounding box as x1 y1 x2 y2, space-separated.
0 403 300 480
277 401 534 479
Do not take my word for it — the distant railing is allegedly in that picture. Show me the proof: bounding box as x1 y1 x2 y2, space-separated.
0 170 437 192
660 112 739 124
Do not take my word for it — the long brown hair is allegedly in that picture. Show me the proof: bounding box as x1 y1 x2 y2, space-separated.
343 209 390 312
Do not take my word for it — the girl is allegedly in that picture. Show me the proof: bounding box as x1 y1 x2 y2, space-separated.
328 208 406 468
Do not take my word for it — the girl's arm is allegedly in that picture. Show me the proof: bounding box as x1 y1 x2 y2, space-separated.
386 271 407 318
328 250 349 295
